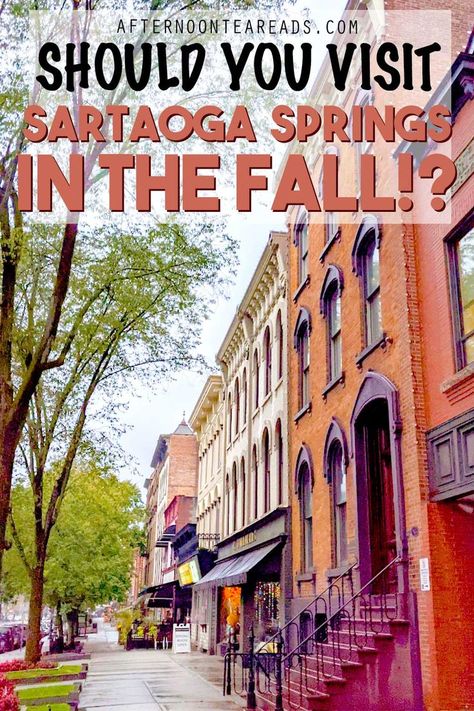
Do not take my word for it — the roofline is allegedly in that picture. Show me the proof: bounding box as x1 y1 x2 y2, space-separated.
216 231 288 365
189 374 223 430
150 434 170 469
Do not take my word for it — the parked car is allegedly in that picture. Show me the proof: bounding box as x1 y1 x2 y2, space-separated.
0 625 14 654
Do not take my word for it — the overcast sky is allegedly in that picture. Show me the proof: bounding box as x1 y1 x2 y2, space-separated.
116 0 348 487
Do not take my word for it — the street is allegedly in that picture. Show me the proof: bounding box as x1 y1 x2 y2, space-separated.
80 622 244 711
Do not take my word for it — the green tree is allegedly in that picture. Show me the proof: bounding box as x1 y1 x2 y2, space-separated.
6 220 233 662
6 463 144 646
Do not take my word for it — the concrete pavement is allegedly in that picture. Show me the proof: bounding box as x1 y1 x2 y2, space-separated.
80 622 245 711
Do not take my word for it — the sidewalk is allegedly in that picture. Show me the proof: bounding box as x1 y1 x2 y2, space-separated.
79 621 245 710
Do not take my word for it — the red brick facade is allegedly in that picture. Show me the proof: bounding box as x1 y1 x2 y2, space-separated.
287 8 474 711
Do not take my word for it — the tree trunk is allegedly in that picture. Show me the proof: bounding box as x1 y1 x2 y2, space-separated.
66 609 79 649
56 600 64 648
0 433 17 583
25 564 45 663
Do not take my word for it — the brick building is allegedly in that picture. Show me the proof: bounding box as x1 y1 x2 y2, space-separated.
281 2 473 711
141 418 198 619
407 43 474 711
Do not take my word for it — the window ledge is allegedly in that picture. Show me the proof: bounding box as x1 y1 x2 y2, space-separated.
294 401 312 422
319 229 341 263
275 376 284 391
296 569 316 583
241 423 247 435
322 372 345 399
232 433 240 445
252 406 260 420
441 362 474 403
293 275 311 303
355 332 390 367
326 564 352 579
261 391 272 407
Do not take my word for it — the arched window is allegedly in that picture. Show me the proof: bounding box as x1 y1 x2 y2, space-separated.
225 473 230 537
328 442 347 566
264 326 272 396
276 310 284 381
252 444 258 519
232 462 238 533
234 378 240 436
352 217 382 348
354 89 374 194
227 393 233 444
320 266 343 384
240 457 246 528
295 210 309 287
294 309 311 410
319 146 340 246
296 448 313 572
263 429 271 513
253 349 260 410
275 419 283 505
242 368 248 426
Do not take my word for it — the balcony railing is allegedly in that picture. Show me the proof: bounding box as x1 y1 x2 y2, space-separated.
198 533 220 548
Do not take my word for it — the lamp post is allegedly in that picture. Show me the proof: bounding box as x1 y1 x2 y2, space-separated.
247 625 257 710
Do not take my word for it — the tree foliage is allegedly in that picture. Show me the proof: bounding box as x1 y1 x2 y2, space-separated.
5 463 144 611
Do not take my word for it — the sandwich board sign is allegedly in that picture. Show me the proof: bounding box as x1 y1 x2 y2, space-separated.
173 624 191 654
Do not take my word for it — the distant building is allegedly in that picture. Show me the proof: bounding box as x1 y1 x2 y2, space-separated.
189 374 224 651
142 418 198 620
193 231 291 655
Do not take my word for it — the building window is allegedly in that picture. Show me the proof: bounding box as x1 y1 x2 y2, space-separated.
227 393 233 445
363 235 382 345
252 445 258 519
225 473 230 537
234 378 240 436
253 349 260 409
328 443 347 567
352 217 382 348
240 457 246 528
294 309 311 411
232 462 238 533
295 211 309 286
450 226 474 368
354 89 373 195
276 419 283 506
325 212 339 245
242 368 248 426
320 266 343 383
319 147 339 246
297 458 313 572
263 428 271 513
276 310 284 380
264 326 272 396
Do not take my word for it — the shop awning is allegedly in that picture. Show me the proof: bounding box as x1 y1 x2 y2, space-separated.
194 541 281 588
147 582 176 608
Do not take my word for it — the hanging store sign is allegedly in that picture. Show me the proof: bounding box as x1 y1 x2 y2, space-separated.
177 557 201 586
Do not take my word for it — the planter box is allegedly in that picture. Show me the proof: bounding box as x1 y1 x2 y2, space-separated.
8 664 88 685
41 653 90 662
16 681 81 708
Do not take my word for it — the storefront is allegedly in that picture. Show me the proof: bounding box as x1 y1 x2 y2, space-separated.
193 508 290 655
